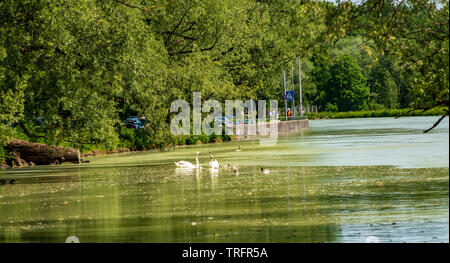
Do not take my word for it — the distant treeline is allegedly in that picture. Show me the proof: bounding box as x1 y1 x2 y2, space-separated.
0 0 448 157
307 107 448 120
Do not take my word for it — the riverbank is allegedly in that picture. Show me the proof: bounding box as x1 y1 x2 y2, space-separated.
0 129 232 167
1 119 310 167
0 137 229 169
306 107 447 119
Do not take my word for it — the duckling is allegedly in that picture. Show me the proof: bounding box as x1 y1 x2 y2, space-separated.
261 167 270 175
233 165 239 175
220 164 231 169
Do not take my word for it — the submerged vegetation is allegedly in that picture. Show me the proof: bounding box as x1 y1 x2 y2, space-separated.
0 0 448 160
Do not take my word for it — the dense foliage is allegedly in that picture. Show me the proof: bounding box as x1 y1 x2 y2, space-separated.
1 0 448 155
313 54 370 112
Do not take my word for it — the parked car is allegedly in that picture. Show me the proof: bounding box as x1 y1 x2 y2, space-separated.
124 116 146 129
1 120 19 128
215 116 236 127
33 116 44 127
244 118 256 124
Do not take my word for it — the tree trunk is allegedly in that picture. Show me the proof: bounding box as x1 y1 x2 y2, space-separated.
5 139 80 166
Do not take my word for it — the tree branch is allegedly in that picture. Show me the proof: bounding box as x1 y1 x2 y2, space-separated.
114 0 174 12
424 112 449 133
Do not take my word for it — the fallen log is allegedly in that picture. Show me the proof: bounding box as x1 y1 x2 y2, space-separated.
5 139 80 166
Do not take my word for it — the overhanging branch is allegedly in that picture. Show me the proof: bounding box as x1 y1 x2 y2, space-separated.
114 0 174 11
424 111 449 133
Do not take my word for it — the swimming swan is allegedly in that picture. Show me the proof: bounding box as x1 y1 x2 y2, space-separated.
261 167 270 175
209 155 220 169
175 152 202 169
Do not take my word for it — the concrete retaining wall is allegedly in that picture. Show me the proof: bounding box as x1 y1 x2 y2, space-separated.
278 119 309 133
232 119 308 141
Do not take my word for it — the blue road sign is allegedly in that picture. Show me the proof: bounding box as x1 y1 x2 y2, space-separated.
285 91 294 101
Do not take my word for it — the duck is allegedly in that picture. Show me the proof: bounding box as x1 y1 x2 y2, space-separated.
175 152 202 169
209 155 220 169
261 167 270 175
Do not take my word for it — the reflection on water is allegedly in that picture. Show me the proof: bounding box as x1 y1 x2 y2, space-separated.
0 117 448 243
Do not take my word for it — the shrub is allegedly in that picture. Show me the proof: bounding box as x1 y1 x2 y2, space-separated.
0 146 6 164
325 103 339 112
119 127 136 149
369 103 386 111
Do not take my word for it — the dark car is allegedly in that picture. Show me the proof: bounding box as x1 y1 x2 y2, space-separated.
124 116 146 129
1 120 19 128
215 116 236 128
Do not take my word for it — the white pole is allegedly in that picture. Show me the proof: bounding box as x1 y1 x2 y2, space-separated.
298 57 303 118
283 69 287 120
291 65 295 119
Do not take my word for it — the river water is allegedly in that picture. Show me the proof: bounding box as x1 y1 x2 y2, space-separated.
0 116 448 242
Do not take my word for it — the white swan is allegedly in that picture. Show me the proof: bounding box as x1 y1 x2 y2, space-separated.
175 152 202 169
209 167 219 177
261 167 270 175
209 155 219 169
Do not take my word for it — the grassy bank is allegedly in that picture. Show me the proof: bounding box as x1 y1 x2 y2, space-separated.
0 127 232 165
306 107 447 119
117 127 231 151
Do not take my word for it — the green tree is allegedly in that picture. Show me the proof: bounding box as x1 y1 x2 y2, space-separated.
0 0 168 149
315 55 370 112
341 0 449 129
368 62 399 109
328 36 377 78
